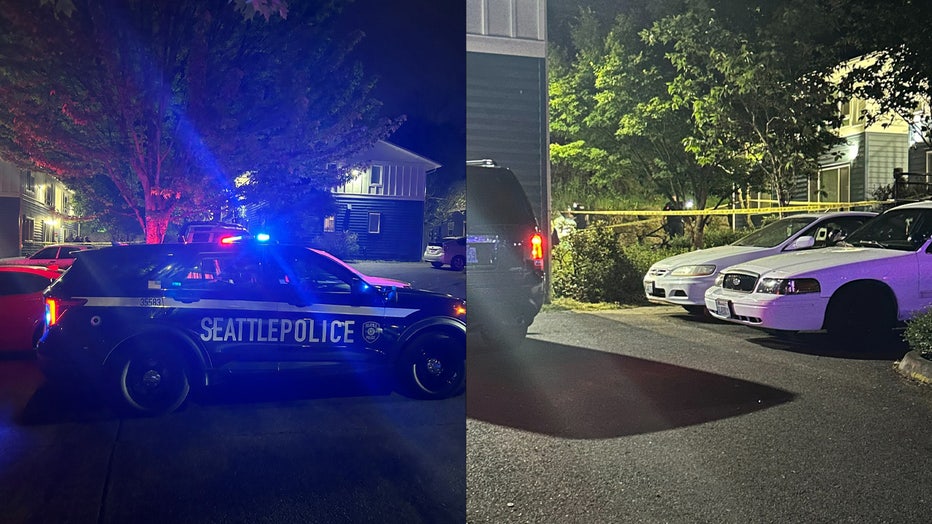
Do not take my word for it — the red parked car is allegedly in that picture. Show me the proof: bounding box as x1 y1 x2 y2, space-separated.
0 265 63 351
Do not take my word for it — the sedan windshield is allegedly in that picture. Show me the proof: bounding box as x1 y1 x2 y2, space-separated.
842 208 932 251
731 217 816 248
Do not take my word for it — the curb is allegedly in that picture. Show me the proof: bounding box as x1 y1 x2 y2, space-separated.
895 350 932 385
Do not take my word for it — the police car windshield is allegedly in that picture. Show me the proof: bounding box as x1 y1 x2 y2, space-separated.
731 217 816 248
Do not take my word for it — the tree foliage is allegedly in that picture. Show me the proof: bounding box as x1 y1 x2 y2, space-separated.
549 0 857 247
0 1 400 243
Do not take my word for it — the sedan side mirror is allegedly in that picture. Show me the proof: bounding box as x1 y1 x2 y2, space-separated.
786 235 816 251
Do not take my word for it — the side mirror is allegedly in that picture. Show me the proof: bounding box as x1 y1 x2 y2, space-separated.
786 235 815 251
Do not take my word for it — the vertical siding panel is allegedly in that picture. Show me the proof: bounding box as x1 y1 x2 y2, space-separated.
467 52 547 221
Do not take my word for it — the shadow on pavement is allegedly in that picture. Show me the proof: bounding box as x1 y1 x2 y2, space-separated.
194 370 396 407
467 337 794 439
17 370 398 426
746 331 910 360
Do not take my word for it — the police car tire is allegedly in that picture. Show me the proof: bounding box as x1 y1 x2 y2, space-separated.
397 331 465 399
451 256 466 272
112 343 191 415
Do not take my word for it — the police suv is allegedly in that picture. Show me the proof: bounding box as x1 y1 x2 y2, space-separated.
37 240 466 415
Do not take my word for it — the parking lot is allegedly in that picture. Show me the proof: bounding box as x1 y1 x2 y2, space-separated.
467 306 932 523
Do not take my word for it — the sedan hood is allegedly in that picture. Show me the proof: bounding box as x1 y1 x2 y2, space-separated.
725 246 912 278
651 245 770 271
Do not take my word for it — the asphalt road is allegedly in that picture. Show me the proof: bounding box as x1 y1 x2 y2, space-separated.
467 306 932 523
0 261 466 524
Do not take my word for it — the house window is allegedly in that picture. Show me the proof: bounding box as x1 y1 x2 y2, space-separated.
839 99 865 127
45 184 55 207
926 151 932 174
21 216 35 243
23 170 35 193
368 212 381 234
370 165 383 186
324 215 335 232
810 165 851 203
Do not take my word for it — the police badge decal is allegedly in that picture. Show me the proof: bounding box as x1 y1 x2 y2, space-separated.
362 321 382 343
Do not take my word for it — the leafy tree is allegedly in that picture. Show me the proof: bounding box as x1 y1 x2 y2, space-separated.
646 4 845 212
0 1 400 243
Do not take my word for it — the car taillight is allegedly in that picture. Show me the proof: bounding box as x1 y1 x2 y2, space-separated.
530 233 543 268
45 297 87 326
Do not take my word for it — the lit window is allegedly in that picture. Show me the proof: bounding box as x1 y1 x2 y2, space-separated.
324 215 335 232
368 212 381 234
23 170 35 193
370 165 383 186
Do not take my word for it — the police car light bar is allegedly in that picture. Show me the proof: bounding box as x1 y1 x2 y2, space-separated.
256 233 270 242
220 235 242 245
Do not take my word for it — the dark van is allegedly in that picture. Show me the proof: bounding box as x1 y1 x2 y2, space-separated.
466 160 545 347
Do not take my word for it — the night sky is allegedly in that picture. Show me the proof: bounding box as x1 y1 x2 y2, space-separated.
336 1 465 190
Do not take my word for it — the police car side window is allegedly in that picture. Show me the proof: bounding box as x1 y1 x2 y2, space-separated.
274 251 352 294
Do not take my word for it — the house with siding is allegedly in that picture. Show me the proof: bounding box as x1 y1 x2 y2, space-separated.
795 55 924 205
807 95 911 204
0 159 78 257
330 140 440 261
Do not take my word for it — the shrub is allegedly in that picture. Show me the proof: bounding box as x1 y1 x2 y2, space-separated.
311 231 360 260
904 309 932 357
551 226 690 305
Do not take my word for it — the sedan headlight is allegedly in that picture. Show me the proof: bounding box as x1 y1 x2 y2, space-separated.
670 264 716 277
756 277 821 295
714 273 725 286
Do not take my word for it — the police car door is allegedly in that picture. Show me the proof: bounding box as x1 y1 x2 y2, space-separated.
263 246 388 365
168 246 290 367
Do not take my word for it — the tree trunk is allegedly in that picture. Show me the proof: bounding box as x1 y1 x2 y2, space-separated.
145 212 170 244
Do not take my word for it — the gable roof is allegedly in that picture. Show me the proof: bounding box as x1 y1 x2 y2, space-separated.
350 140 441 172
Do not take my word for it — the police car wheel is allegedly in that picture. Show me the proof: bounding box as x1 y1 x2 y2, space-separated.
451 256 466 272
113 344 191 415
398 332 465 399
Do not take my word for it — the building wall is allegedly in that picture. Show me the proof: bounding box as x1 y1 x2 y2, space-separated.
0 159 78 256
333 164 427 200
865 131 909 198
466 52 548 223
332 195 425 261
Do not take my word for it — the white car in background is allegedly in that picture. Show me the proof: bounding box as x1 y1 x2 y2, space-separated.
705 201 932 340
643 211 876 314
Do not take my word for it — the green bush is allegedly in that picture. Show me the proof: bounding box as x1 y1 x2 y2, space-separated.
549 218 762 306
904 309 932 357
311 231 360 260
551 227 690 305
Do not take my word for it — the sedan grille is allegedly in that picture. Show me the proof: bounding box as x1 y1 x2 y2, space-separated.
721 272 758 292
648 268 669 278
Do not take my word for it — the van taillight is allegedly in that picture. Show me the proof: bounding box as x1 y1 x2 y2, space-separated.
45 298 86 326
530 233 543 268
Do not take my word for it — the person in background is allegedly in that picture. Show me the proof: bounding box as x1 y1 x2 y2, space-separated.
663 195 684 237
572 202 588 230
552 208 577 240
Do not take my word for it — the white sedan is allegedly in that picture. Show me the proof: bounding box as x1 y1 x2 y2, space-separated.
643 211 875 314
705 201 932 339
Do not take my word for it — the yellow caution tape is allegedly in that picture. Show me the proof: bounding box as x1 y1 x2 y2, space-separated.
575 200 885 217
